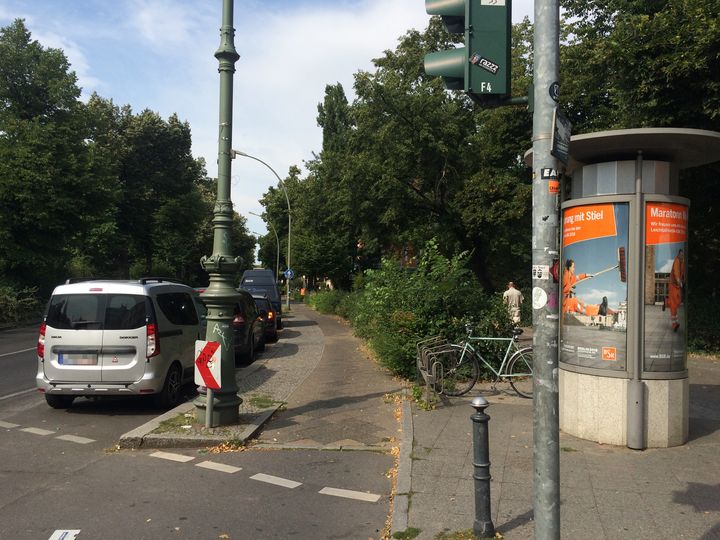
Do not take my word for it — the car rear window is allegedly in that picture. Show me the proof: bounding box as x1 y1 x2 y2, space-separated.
46 294 148 330
254 298 271 311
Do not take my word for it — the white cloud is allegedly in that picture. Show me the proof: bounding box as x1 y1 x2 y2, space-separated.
32 30 102 97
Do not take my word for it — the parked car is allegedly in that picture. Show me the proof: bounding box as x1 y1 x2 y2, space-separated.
252 294 279 343
36 277 205 409
240 269 283 329
192 289 265 365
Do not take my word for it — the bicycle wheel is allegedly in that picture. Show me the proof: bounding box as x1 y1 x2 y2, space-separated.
436 344 480 396
508 347 533 399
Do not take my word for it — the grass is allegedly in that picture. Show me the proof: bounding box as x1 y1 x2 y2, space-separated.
392 527 422 539
153 412 195 433
248 394 282 409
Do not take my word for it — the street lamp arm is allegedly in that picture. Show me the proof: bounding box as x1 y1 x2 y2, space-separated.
231 150 291 211
233 150 292 311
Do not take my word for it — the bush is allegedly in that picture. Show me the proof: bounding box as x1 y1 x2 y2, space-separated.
350 240 512 378
0 286 42 325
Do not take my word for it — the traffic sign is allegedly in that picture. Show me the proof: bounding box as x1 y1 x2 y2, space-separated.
284 268 295 280
194 340 221 389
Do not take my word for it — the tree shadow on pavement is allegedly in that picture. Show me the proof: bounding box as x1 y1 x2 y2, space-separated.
264 391 394 428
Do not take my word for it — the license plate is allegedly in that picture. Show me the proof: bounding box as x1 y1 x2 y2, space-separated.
59 353 98 365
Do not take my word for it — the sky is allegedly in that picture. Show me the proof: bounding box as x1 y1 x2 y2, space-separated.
0 0 534 252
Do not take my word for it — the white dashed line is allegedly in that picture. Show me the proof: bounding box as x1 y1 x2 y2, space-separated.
149 451 195 463
318 487 382 503
56 434 95 444
196 461 242 474
250 473 302 489
48 529 81 539
0 420 20 429
21 427 55 436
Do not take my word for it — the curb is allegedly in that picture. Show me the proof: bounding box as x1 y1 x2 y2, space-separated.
118 401 282 449
391 395 414 536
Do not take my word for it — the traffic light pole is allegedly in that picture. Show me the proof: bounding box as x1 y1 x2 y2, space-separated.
531 0 561 537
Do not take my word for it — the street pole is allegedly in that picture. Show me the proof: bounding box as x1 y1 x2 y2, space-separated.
232 150 291 311
250 212 280 282
532 0 561 537
195 0 242 426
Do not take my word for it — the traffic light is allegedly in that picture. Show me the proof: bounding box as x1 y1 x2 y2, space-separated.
424 0 512 101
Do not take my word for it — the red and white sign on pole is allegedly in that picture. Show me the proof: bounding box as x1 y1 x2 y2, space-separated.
194 340 221 389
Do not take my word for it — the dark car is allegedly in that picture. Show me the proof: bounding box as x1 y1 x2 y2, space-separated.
193 289 265 364
240 269 283 329
252 295 279 343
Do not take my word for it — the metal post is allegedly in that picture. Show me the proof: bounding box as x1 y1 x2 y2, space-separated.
471 397 495 539
206 388 214 429
232 150 291 311
195 0 242 426
532 0 561 536
627 151 646 450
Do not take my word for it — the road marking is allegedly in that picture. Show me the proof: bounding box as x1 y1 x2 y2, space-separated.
149 451 195 463
196 461 242 474
0 388 36 402
0 420 20 429
48 530 81 540
250 473 301 489
56 434 95 444
319 487 382 503
0 347 35 358
21 427 55 436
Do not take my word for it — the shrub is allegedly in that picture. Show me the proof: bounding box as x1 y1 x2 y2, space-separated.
0 286 43 325
306 239 530 379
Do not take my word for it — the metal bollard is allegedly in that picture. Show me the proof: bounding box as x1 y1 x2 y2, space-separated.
471 396 495 538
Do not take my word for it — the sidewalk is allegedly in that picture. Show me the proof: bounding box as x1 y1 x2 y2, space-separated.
402 354 720 539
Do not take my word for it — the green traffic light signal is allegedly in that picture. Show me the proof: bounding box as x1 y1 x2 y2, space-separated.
424 0 511 100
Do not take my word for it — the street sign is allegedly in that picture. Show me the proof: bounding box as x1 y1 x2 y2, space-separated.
551 108 572 164
194 340 221 389
284 268 295 280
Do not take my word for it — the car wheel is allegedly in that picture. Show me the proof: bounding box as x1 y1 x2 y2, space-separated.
258 333 266 352
45 394 74 409
155 364 182 409
277 318 283 330
269 331 279 343
244 338 255 363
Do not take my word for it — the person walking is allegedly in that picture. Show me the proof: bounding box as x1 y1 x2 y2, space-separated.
503 282 524 325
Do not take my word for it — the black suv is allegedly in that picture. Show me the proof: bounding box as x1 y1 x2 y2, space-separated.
240 269 283 329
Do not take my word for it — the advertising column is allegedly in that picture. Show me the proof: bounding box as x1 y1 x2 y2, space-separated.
644 202 689 372
560 203 629 370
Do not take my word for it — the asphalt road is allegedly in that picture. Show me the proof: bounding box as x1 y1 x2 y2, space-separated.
0 324 393 539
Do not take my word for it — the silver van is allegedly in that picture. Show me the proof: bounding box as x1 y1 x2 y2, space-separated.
36 278 205 409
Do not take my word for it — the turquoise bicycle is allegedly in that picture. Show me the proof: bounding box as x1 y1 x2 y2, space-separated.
431 328 533 398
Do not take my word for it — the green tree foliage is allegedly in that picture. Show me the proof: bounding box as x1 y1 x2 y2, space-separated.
0 20 98 292
0 19 254 296
263 19 534 292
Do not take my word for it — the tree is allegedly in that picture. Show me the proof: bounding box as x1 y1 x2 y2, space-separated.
0 20 99 293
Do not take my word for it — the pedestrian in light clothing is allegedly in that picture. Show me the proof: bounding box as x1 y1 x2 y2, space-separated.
503 282 524 325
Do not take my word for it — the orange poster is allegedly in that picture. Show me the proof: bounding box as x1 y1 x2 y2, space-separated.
645 203 688 245
562 204 617 247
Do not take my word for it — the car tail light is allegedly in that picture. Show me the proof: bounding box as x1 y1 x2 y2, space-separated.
146 323 160 358
267 310 275 320
38 322 46 360
232 314 245 327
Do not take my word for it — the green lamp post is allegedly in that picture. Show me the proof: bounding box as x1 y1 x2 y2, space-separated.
195 0 242 426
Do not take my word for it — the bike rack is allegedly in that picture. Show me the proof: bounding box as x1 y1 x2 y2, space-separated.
416 336 452 403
